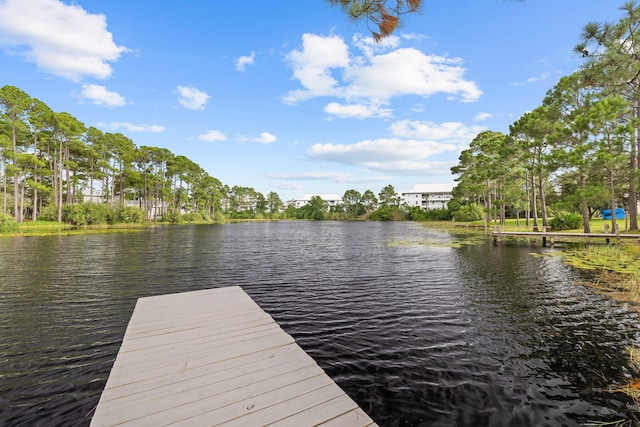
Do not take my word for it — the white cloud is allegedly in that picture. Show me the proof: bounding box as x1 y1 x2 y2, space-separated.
268 171 353 181
304 119 483 175
109 123 164 132
324 102 392 119
238 132 277 144
267 171 390 184
252 132 276 144
308 138 455 164
283 33 482 118
282 33 350 104
474 112 493 121
197 130 227 142
0 0 128 81
511 72 550 86
307 138 457 175
389 120 484 144
77 84 125 107
106 122 165 132
235 51 255 71
177 85 210 110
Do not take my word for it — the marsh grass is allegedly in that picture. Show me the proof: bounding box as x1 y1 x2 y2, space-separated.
0 221 150 237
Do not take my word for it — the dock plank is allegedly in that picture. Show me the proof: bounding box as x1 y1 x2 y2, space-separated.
91 286 378 427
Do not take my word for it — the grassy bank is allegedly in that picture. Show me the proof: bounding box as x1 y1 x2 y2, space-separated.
0 220 156 237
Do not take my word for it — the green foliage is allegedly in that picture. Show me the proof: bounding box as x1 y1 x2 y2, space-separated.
165 211 183 223
38 205 58 221
369 204 406 221
424 208 452 221
114 207 145 224
0 213 17 230
38 203 145 225
451 203 484 222
182 212 207 222
406 207 453 221
63 203 111 226
406 206 428 220
549 211 582 231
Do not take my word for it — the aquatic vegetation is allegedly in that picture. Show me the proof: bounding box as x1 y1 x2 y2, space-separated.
562 244 640 274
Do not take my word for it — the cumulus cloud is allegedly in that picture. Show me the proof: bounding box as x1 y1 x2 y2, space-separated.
177 85 210 110
197 130 227 142
389 120 484 144
308 138 455 165
0 0 128 81
267 171 390 184
307 138 457 175
324 102 392 119
283 33 482 118
474 112 493 122
282 33 350 104
235 51 255 71
304 119 483 175
76 84 126 107
252 132 276 144
106 122 165 132
238 132 277 144
267 171 353 181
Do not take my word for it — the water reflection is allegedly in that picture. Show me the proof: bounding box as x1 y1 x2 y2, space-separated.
0 222 638 426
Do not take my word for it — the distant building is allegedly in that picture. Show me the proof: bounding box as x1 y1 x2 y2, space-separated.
400 183 455 210
289 194 343 209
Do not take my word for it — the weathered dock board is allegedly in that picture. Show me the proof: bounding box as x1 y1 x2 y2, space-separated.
90 286 377 427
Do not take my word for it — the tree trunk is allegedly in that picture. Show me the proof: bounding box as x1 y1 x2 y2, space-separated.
579 172 590 233
538 176 548 228
2 158 7 214
65 146 72 204
609 168 618 234
531 173 539 231
628 105 639 230
19 181 24 221
32 138 38 221
57 141 63 223
12 125 21 222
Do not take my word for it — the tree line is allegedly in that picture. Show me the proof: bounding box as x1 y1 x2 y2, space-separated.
450 2 640 233
0 85 293 225
0 86 446 226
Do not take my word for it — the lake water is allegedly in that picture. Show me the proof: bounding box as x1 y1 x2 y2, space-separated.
1 221 639 426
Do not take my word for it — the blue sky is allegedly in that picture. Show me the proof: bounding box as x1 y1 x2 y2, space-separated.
0 0 625 201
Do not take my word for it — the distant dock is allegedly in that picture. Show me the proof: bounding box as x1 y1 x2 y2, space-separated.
492 229 640 247
90 286 377 426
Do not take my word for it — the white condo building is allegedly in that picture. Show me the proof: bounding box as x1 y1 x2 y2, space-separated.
289 194 343 209
401 183 455 210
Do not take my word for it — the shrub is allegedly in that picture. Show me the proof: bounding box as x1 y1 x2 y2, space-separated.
369 205 407 221
182 212 206 222
39 205 59 221
62 203 112 226
451 203 484 222
114 207 145 224
425 208 452 221
85 203 111 225
0 213 17 230
212 211 226 222
549 212 582 230
164 211 182 224
63 204 88 226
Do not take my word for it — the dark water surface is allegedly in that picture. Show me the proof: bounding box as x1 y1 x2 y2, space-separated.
1 221 639 426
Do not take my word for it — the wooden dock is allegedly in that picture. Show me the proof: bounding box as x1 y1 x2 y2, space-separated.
90 286 377 427
492 230 640 247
